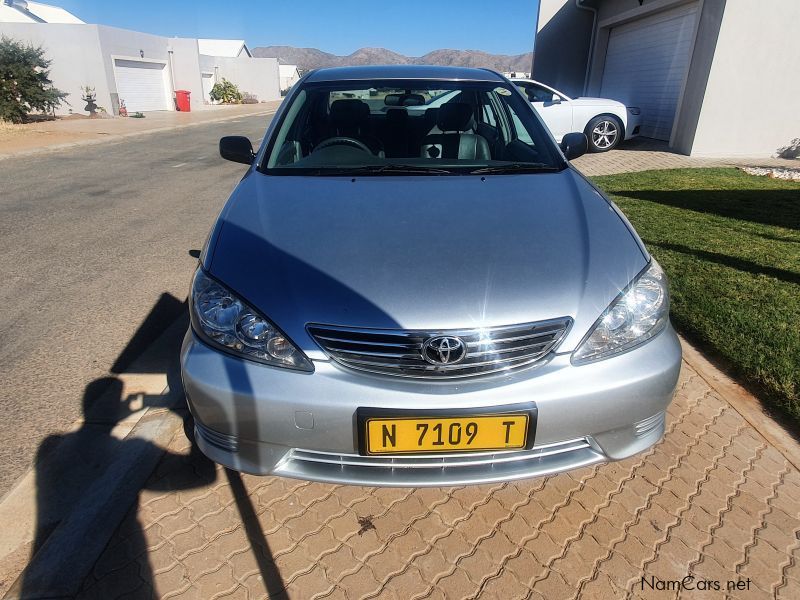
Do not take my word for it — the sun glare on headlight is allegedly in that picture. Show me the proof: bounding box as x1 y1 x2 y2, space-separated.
572 261 669 364
190 269 313 371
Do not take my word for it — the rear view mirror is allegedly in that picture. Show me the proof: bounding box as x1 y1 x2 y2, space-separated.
219 136 254 165
560 132 588 160
384 93 425 107
402 94 425 106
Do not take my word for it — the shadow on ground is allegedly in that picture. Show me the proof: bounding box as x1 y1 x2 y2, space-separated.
12 292 286 599
606 188 800 230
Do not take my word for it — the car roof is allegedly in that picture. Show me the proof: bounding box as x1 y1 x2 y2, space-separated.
305 64 506 83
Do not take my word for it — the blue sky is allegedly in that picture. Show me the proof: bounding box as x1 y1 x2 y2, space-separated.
57 1 540 56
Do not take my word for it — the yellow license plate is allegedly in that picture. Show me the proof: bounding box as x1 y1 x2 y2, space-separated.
364 414 529 455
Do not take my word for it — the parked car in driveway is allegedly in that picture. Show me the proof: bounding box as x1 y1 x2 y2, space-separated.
511 78 642 152
181 65 680 487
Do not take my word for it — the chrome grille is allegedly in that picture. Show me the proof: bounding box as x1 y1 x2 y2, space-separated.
277 438 604 486
307 318 571 378
634 411 666 438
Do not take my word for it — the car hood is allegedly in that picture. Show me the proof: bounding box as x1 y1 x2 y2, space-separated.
207 169 647 357
570 97 626 108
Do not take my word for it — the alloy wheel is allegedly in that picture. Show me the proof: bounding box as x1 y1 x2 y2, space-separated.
592 120 619 150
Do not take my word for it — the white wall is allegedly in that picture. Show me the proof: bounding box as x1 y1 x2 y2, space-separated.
95 25 173 112
0 22 276 115
533 0 595 97
95 27 207 111
199 55 280 102
0 22 110 115
689 0 800 157
167 36 204 109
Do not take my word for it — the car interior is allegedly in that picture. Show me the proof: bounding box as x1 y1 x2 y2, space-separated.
265 82 560 170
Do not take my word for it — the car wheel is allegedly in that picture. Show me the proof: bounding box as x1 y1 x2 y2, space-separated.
585 116 622 152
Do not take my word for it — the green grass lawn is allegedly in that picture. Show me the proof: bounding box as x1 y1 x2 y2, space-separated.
592 168 800 424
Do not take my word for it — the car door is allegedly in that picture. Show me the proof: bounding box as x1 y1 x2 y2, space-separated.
516 82 573 142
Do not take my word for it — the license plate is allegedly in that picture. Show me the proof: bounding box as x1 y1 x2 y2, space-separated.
362 413 531 455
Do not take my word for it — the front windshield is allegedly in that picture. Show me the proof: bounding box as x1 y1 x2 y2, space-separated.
262 79 563 174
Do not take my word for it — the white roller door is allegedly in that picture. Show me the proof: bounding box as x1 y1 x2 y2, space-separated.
114 59 170 112
600 3 698 140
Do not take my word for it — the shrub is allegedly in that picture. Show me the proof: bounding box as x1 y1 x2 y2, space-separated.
0 36 67 123
777 138 800 160
209 78 243 104
242 92 258 104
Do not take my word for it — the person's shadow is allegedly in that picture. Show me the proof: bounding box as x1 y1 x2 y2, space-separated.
14 297 217 599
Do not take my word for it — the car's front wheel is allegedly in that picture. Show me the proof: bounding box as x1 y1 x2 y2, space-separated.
585 115 622 152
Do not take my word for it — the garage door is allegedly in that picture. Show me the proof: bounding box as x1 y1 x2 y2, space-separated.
600 3 698 140
114 59 170 112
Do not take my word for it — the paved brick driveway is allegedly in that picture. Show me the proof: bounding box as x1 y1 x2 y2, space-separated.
77 359 800 600
572 138 798 176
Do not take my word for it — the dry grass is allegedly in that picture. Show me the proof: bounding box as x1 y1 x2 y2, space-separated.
0 120 26 140
0 119 24 132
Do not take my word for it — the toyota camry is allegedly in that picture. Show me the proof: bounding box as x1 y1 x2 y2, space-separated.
181 65 681 486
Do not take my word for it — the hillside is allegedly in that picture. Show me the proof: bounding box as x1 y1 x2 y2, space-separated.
252 45 532 73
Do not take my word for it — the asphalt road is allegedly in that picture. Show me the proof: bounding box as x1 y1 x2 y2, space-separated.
0 113 274 496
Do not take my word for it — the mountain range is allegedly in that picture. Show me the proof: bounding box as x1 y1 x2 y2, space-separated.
251 46 533 73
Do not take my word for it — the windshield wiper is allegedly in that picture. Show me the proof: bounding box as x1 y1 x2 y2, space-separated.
314 164 455 176
469 163 560 175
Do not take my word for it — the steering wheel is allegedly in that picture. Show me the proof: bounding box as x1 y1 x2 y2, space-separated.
313 136 373 155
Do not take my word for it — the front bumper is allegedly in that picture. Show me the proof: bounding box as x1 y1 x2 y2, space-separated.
625 112 642 140
180 324 682 486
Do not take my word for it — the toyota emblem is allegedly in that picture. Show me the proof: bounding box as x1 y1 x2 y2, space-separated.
422 336 468 365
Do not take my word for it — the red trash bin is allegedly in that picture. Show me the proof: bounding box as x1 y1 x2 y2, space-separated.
175 90 191 112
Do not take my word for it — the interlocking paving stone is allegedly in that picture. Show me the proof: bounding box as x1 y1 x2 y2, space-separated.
76 362 800 599
571 138 799 177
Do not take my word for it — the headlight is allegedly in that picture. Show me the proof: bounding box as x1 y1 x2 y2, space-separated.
572 261 669 364
627 107 641 115
190 269 313 371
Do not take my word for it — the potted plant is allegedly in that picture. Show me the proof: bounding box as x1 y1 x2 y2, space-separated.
81 86 98 116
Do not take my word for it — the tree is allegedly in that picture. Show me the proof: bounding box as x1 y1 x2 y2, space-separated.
209 78 243 104
0 36 67 123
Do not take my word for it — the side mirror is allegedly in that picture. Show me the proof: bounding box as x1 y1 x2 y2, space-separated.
548 95 562 105
560 132 588 160
219 136 254 165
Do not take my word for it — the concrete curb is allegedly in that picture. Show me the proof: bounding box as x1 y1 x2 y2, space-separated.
0 319 190 598
0 109 276 162
3 408 186 600
679 335 800 471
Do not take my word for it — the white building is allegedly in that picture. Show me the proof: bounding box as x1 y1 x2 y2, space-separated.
0 0 83 24
0 2 280 114
534 0 800 157
279 64 301 91
197 38 251 58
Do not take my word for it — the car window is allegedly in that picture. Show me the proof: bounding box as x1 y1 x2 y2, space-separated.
262 79 563 174
517 82 557 104
481 102 497 127
503 99 536 146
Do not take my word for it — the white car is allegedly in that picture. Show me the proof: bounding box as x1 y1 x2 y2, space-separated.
511 78 641 152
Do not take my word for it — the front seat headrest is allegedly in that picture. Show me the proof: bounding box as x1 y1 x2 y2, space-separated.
330 99 370 127
437 103 474 132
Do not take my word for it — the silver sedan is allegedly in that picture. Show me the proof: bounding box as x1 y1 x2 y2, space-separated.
181 65 681 486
